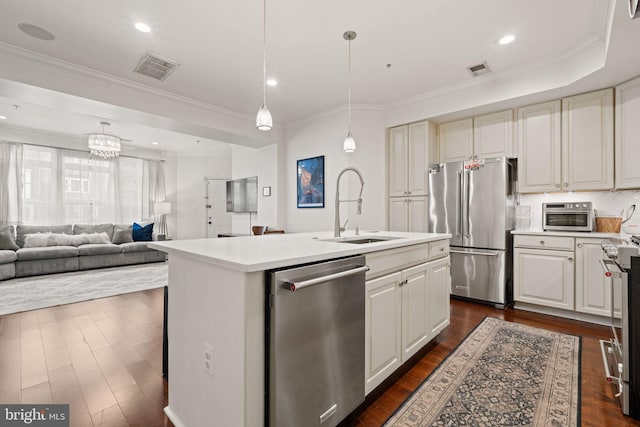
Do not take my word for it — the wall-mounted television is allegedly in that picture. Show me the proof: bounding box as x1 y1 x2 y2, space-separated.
226 176 258 213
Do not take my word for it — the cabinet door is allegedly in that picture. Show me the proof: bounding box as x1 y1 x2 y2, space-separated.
365 272 402 395
428 256 450 338
401 263 429 362
473 110 514 159
389 126 408 197
575 238 611 316
615 76 640 189
407 197 428 233
438 118 473 162
517 101 561 193
407 122 429 196
388 198 408 232
513 248 574 310
562 88 614 191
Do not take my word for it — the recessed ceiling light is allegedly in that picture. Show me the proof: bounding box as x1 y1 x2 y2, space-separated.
152 141 159 145
498 34 515 45
135 22 151 33
0 116 6 120
266 79 278 87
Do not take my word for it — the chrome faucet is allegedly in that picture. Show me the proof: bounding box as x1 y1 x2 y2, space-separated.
334 167 364 237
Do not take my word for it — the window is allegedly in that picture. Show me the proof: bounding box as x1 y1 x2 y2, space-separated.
20 145 164 225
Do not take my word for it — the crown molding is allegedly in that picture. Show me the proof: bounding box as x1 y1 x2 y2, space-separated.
0 42 282 130
284 103 385 130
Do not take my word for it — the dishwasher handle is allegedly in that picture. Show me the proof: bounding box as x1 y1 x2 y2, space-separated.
287 265 370 291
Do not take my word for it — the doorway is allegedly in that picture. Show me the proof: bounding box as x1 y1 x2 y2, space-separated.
205 178 232 238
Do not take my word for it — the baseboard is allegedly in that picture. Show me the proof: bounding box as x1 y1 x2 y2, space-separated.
514 302 612 326
164 406 186 427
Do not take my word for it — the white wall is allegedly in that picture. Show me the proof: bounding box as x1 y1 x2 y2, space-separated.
230 144 279 234
283 108 387 233
518 190 640 234
175 151 232 239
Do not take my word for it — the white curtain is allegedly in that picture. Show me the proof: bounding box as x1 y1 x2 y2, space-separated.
143 159 166 223
0 141 23 225
21 144 166 225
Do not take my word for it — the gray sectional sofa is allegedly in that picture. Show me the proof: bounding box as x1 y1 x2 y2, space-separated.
0 223 166 281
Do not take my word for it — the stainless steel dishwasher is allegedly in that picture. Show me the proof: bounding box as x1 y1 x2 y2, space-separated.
266 255 368 427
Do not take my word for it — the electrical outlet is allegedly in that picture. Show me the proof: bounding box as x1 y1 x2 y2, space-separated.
203 342 214 377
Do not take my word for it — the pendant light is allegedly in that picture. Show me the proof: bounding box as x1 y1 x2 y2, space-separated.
343 31 357 152
256 0 273 131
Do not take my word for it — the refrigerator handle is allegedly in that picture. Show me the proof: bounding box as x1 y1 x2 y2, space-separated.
465 170 471 238
456 171 463 237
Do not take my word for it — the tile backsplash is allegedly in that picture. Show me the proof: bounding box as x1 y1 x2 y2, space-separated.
518 190 640 233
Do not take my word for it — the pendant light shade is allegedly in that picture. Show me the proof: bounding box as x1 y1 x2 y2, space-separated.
256 0 272 131
343 31 357 153
256 104 272 131
343 133 356 153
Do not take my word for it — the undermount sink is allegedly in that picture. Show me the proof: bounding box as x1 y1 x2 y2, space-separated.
321 236 402 244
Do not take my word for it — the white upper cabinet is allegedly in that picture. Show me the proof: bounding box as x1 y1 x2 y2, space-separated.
473 110 515 158
616 76 640 189
439 111 514 163
438 118 473 162
389 126 408 197
562 88 614 191
388 121 435 197
517 101 562 193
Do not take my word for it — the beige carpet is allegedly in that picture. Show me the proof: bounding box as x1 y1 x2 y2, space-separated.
0 263 167 315
385 317 581 427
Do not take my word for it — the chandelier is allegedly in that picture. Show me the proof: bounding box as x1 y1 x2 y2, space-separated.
88 121 121 158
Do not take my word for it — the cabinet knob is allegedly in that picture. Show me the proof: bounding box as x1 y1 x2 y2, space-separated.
555 184 561 188
440 247 445 251
564 183 569 188
568 257 573 262
577 243 583 248
540 240 545 245
407 191 412 195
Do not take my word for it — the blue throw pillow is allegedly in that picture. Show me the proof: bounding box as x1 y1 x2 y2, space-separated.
132 222 154 241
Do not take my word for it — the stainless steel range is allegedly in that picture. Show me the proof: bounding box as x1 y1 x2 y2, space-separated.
600 236 640 420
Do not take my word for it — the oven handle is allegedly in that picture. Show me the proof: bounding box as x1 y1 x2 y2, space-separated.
600 259 623 278
286 265 370 291
599 339 623 397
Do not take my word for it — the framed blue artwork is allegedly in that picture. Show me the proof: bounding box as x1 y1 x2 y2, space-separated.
297 155 324 208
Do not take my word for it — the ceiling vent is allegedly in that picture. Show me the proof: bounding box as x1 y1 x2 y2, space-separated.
133 52 180 81
467 62 490 77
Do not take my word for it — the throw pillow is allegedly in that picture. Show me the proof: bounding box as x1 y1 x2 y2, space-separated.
112 225 134 244
133 222 154 242
0 226 19 250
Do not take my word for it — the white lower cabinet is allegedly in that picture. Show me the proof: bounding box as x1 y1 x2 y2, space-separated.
428 256 451 337
513 247 575 310
575 238 621 318
401 263 430 361
364 272 402 394
365 251 450 395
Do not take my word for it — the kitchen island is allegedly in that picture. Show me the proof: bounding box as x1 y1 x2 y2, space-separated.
149 231 451 427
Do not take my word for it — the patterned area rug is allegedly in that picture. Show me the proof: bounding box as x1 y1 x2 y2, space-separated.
385 317 581 427
0 263 167 315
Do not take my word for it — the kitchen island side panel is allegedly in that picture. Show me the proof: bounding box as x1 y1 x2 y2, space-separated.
166 253 264 427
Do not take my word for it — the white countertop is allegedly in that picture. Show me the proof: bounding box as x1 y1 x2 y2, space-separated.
511 229 626 239
149 231 451 272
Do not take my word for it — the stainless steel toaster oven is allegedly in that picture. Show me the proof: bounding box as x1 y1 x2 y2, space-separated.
542 202 593 232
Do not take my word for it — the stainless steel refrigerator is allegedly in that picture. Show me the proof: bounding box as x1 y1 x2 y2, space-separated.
428 157 516 307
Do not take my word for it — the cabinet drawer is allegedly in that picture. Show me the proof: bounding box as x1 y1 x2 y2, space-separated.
514 235 574 251
429 240 449 260
366 243 429 280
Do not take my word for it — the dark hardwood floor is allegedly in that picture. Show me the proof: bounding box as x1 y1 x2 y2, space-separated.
1 289 639 426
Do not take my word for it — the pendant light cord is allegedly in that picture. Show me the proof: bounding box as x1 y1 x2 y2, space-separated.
262 0 267 107
347 37 352 134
